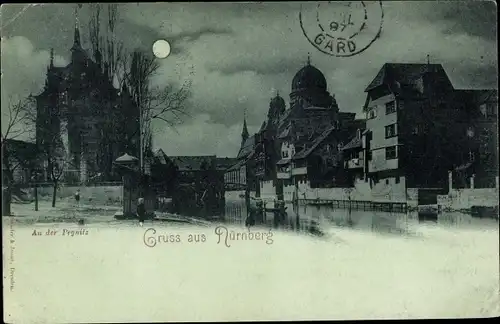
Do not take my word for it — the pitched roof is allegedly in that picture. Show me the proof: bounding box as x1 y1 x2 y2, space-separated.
454 161 473 171
259 120 268 132
454 89 498 104
115 153 138 162
216 157 238 170
153 149 172 165
365 63 449 92
278 108 293 126
341 136 362 151
278 125 291 139
237 134 256 159
169 156 216 171
292 126 336 160
276 158 291 165
227 158 246 171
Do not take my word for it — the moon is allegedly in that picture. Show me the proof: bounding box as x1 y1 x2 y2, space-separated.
152 40 171 59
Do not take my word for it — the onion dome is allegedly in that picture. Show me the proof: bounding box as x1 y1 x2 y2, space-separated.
291 58 327 92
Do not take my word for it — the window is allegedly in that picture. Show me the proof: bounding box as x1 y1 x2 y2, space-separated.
396 176 400 184
385 179 389 185
385 146 398 160
385 101 396 114
368 108 377 119
385 124 397 138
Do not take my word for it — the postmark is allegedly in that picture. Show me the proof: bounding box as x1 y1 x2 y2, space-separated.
299 1 384 57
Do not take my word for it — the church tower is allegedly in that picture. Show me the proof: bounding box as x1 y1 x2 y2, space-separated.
70 5 86 66
241 109 249 146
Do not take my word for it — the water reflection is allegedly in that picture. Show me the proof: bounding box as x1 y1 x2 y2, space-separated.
161 195 497 237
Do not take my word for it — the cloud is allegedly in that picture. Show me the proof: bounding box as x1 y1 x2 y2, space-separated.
1 2 497 157
1 36 68 138
205 56 305 76
153 113 246 157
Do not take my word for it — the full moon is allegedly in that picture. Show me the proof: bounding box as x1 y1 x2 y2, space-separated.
152 40 171 59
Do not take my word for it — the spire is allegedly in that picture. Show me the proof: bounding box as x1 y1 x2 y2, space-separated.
49 48 54 68
73 5 81 48
241 108 249 145
276 89 280 97
307 53 311 66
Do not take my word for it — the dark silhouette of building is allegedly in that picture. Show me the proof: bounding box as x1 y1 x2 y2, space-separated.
233 56 365 196
363 62 498 189
35 15 139 183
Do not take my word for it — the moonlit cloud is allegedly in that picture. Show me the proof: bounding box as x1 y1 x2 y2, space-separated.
1 2 496 157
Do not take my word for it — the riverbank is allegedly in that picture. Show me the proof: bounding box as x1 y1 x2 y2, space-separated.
3 215 499 321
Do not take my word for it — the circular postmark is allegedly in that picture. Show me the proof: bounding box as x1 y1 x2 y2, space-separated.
299 1 384 57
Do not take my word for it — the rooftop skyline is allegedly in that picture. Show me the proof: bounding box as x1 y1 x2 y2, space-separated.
1 2 497 157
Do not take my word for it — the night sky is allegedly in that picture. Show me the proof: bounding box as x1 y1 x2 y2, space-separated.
1 2 497 157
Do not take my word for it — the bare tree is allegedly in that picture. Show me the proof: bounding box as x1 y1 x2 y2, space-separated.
105 4 124 82
1 97 31 144
1 97 34 215
45 134 78 207
122 49 192 170
88 4 102 62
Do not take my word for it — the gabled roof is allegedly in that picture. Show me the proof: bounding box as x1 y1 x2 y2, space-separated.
153 149 171 165
278 108 293 126
365 63 449 92
341 136 362 151
227 159 246 172
169 156 216 171
278 125 291 139
276 158 291 165
454 89 498 104
259 120 268 132
292 125 336 160
237 135 256 159
115 153 138 162
216 157 238 171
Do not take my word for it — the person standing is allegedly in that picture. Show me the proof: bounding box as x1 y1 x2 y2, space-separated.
75 189 81 207
137 197 145 226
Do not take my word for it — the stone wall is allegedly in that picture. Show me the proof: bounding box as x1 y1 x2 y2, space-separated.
259 180 276 200
437 188 499 210
283 178 407 203
26 185 123 204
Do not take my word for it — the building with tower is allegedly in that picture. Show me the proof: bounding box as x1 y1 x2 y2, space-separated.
363 62 498 203
35 10 140 183
234 57 365 200
229 58 496 207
